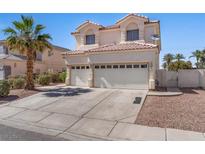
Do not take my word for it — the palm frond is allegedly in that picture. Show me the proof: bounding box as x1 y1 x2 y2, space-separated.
12 21 25 32
21 15 34 32
3 27 17 36
34 24 45 35
37 33 52 41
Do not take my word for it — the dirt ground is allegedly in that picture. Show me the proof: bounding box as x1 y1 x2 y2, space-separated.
136 89 205 133
0 89 39 104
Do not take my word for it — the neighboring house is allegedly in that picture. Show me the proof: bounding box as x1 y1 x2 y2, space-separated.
63 13 161 90
0 41 70 79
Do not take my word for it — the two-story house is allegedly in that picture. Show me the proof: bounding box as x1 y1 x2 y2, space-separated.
0 40 70 79
63 14 161 90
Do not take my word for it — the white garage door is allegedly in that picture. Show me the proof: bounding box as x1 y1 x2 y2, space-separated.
71 65 90 87
94 64 149 89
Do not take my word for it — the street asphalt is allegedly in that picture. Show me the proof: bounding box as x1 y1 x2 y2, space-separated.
0 124 66 141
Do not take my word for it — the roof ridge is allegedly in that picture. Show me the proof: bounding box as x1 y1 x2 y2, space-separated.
76 20 104 30
120 41 157 47
116 13 148 24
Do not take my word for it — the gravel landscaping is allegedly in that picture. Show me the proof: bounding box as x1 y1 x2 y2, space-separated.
136 89 205 133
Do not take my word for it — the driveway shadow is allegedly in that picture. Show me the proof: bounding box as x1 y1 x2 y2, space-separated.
42 87 93 97
0 95 20 105
180 88 199 94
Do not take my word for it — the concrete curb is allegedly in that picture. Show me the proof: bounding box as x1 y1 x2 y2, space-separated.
147 91 183 96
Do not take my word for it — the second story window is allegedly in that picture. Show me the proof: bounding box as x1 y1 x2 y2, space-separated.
86 35 95 45
48 50 53 56
126 29 139 41
36 52 43 61
0 46 8 54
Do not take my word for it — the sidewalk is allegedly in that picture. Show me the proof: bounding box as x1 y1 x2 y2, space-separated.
0 116 204 141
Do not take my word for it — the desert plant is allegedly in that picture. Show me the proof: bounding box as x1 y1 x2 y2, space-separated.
59 71 66 83
3 15 52 90
38 74 51 86
13 78 26 89
0 80 10 97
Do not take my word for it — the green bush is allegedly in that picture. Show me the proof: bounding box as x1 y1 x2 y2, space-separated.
0 80 10 97
59 72 66 83
8 78 15 89
13 78 26 89
49 73 60 83
38 74 51 86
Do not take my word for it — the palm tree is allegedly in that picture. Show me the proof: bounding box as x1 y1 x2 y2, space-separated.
200 49 205 68
163 53 174 69
174 53 185 62
189 50 202 68
162 62 167 69
3 15 52 90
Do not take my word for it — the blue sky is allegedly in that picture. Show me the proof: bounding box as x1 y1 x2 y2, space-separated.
0 13 205 66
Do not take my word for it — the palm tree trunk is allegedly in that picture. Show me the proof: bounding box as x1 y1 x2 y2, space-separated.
25 50 34 90
196 58 199 69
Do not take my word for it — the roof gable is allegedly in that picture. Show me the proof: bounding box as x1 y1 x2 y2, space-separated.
116 14 149 25
76 20 104 31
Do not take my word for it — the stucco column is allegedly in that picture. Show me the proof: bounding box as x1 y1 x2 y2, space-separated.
65 65 71 86
88 64 94 88
149 62 155 90
120 28 126 43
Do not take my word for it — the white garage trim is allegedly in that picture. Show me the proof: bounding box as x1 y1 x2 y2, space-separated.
71 65 90 87
94 63 149 89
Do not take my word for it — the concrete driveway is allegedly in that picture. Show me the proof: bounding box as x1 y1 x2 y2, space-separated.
0 86 170 140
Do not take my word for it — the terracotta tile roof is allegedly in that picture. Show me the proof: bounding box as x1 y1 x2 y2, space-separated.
76 20 104 30
99 24 120 30
0 53 27 61
145 20 160 24
88 42 157 52
63 42 157 55
71 14 159 35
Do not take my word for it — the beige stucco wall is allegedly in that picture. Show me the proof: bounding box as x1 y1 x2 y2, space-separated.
178 70 200 88
43 47 66 72
1 46 67 77
65 49 159 89
199 69 205 88
99 30 121 45
73 17 160 50
157 69 205 89
1 59 47 77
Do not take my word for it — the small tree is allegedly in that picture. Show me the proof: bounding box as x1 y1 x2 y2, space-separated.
168 61 192 71
3 15 52 90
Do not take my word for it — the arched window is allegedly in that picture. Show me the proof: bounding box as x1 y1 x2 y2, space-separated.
85 29 95 45
126 23 139 41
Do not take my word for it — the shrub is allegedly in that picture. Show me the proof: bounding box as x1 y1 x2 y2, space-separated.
59 71 66 83
38 74 51 86
0 80 10 97
168 61 192 71
8 78 15 89
13 78 26 89
49 73 60 83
